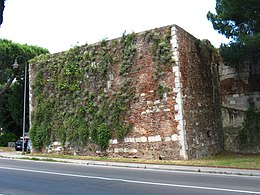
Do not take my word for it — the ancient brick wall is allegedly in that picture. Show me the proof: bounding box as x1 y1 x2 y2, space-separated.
105 26 182 159
29 24 221 159
176 28 221 158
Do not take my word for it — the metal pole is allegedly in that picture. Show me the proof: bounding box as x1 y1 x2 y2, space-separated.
22 63 27 155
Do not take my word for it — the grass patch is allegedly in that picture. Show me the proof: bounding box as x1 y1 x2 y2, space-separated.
2 146 257 169
21 157 41 161
188 152 260 169
0 147 14 152
21 156 61 163
43 158 60 162
30 152 260 169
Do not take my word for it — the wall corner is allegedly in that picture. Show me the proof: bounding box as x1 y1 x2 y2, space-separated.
171 26 188 160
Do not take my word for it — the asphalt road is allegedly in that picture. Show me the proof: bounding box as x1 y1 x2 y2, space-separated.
0 158 259 195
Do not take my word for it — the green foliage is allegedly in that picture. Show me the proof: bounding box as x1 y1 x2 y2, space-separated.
30 124 47 150
0 39 48 137
30 29 182 151
30 98 52 149
97 39 113 78
30 32 138 150
0 132 18 147
119 32 136 76
207 0 259 40
63 115 88 145
143 27 174 80
115 124 132 140
109 94 132 140
97 123 111 150
207 0 260 67
219 37 260 68
239 108 260 149
0 39 49 86
0 82 25 135
156 84 170 99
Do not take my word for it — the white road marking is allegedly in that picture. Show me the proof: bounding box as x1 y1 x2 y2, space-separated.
0 166 260 194
1 157 260 179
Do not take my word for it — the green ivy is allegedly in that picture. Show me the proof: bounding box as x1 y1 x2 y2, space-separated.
239 108 260 149
30 97 53 149
97 123 111 150
156 84 170 99
30 31 137 151
119 32 136 76
143 27 174 81
30 27 176 151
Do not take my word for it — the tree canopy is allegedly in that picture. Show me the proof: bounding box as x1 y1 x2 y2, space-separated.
207 0 259 40
207 0 260 67
0 39 49 135
0 39 49 87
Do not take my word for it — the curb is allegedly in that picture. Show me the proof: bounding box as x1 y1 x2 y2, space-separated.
1 154 260 177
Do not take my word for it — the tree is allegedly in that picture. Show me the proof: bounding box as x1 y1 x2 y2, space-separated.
0 39 49 136
0 0 5 26
207 0 259 40
207 0 260 67
0 39 49 90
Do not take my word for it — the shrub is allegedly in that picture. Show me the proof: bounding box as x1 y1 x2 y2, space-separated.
0 132 18 147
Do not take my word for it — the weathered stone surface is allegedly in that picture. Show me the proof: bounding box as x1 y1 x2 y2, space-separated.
220 63 260 153
176 27 221 158
30 24 223 159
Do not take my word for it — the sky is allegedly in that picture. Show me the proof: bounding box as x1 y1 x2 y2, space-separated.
0 0 229 54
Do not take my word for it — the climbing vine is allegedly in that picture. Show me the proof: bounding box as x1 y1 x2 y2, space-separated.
119 32 136 76
30 32 137 151
142 26 174 80
30 26 177 152
239 108 260 150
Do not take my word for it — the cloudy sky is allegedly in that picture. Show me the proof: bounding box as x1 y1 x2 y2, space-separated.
0 0 229 53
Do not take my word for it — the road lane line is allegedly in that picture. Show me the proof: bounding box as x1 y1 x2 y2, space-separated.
0 166 259 194
1 158 260 179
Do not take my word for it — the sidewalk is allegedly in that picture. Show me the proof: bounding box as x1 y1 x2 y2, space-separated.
1 151 260 177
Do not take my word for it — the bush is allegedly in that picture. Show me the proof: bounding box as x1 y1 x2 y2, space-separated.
97 123 111 151
0 132 18 147
239 108 260 148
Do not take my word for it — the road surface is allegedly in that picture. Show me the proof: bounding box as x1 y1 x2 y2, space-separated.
0 158 259 195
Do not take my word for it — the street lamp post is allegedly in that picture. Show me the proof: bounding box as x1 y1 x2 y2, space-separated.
12 56 27 155
0 59 19 96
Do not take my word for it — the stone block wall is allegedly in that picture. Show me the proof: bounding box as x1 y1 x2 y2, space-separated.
220 63 260 152
29 24 221 159
176 28 221 158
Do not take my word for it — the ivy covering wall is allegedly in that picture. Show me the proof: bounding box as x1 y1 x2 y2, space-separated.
239 108 260 150
29 26 174 151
